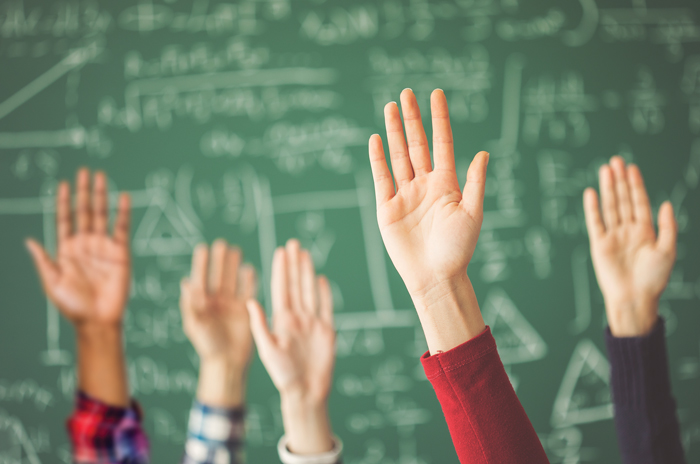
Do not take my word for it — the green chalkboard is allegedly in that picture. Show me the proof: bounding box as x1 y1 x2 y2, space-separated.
1 0 700 462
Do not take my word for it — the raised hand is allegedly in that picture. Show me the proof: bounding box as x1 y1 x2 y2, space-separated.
26 168 131 327
583 156 677 337
180 240 257 407
369 89 489 353
247 239 335 454
25 168 131 406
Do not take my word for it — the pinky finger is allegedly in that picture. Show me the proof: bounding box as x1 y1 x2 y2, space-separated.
113 193 131 244
247 299 276 352
583 188 606 240
317 275 334 327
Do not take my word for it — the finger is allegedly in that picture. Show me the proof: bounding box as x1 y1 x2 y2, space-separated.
461 152 489 215
25 239 60 289
657 201 677 256
400 88 432 176
238 264 257 301
208 239 228 294
384 101 414 189
583 188 606 240
112 194 131 244
247 299 276 352
368 134 395 207
431 89 456 172
610 156 633 222
190 244 210 292
92 171 108 234
300 250 317 315
224 246 242 297
75 168 92 233
627 164 653 225
271 247 290 314
286 239 304 314
56 182 72 247
317 276 334 327
599 164 619 229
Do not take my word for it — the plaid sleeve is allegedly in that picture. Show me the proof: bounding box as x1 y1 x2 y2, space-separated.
66 392 150 464
181 401 245 464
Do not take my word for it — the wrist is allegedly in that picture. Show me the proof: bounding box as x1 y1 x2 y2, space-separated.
410 274 485 355
604 297 659 337
280 393 333 454
196 357 247 408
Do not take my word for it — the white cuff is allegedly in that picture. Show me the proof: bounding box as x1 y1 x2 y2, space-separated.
277 435 343 464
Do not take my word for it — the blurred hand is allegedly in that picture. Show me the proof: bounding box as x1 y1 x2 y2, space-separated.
247 239 335 453
583 156 677 337
180 239 256 407
25 168 131 406
368 89 488 353
26 168 131 329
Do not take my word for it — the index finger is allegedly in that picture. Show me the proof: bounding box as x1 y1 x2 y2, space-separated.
56 181 72 248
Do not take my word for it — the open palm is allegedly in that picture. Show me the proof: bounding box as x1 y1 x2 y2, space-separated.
180 240 256 366
369 89 489 299
26 169 131 327
248 240 335 402
584 157 677 336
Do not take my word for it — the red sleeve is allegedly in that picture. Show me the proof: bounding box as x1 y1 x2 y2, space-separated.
421 327 549 464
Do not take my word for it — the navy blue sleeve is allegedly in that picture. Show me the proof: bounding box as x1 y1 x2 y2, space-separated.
605 318 686 464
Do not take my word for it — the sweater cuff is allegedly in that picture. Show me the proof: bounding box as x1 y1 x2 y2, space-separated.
277 435 343 464
605 318 674 409
420 326 496 379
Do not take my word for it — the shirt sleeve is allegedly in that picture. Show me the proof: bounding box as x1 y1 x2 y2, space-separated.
420 326 549 464
605 318 687 464
66 392 150 464
277 435 343 464
181 402 245 464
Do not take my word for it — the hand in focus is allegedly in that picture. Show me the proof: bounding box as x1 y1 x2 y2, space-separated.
368 89 488 353
26 168 131 329
583 156 677 337
180 240 256 407
369 89 489 302
247 239 335 453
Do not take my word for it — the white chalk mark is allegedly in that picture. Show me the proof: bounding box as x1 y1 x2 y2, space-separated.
125 68 337 130
273 189 361 214
356 172 395 313
0 45 98 120
335 310 417 331
570 246 592 334
481 288 548 364
551 339 613 428
0 410 42 464
0 127 86 149
500 54 525 152
562 0 599 47
253 176 276 312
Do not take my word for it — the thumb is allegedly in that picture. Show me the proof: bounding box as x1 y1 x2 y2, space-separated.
25 239 59 290
656 201 677 256
461 151 489 217
247 299 275 352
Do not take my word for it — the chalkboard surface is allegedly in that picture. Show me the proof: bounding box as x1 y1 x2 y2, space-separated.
1 0 699 462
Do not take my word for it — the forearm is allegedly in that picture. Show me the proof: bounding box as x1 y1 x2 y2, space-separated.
411 273 486 355
605 318 686 464
196 357 247 408
280 392 334 455
76 324 129 407
422 328 548 463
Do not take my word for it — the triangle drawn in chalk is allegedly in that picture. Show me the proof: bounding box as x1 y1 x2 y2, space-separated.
482 288 548 364
0 411 42 464
133 191 203 256
551 339 613 428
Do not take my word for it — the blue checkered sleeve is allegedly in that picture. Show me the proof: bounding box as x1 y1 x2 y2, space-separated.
181 402 245 464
